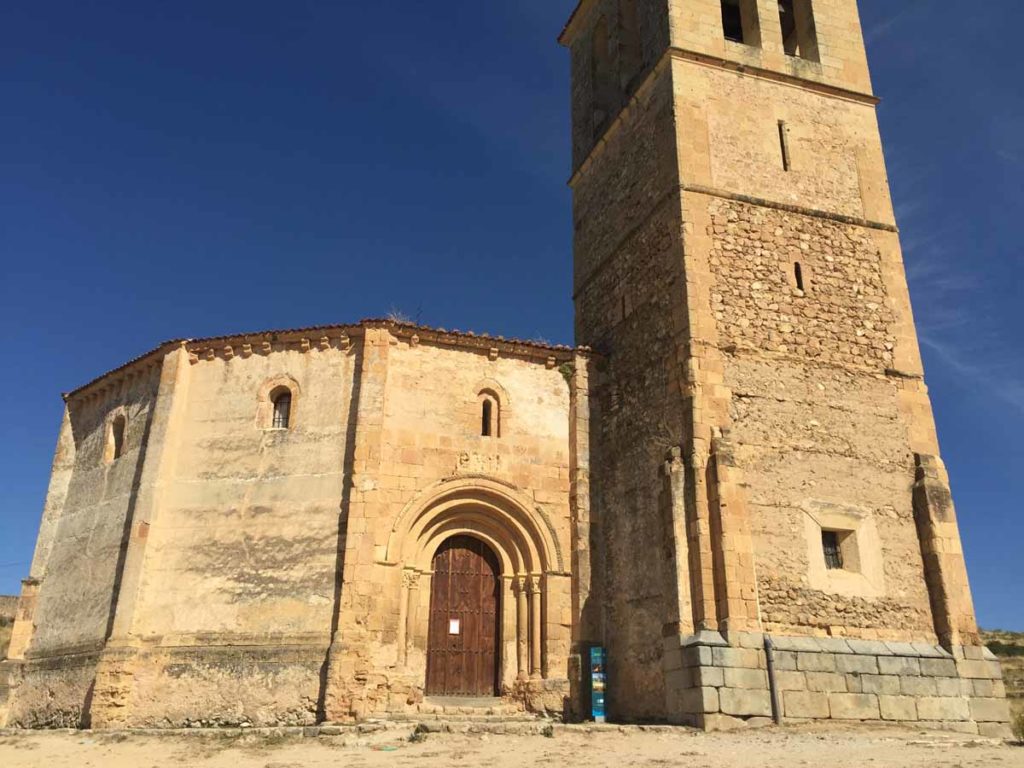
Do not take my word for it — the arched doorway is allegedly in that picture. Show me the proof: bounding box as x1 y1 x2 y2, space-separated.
425 536 500 696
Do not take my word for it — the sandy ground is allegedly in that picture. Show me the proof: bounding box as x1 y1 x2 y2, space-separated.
0 723 1021 768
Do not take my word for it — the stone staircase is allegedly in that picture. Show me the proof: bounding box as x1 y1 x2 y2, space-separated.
386 696 547 727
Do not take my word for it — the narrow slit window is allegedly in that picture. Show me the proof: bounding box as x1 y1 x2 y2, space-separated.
794 262 804 291
482 399 493 437
822 531 843 570
111 416 126 461
778 121 791 171
272 390 292 429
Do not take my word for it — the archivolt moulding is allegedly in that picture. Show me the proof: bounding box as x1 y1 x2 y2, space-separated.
382 476 565 575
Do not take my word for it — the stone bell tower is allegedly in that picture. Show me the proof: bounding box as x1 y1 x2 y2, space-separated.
561 0 1010 733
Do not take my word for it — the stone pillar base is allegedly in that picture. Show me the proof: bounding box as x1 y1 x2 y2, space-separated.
664 631 1011 737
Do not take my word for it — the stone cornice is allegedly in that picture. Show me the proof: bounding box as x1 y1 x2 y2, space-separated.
63 343 180 404
65 321 588 403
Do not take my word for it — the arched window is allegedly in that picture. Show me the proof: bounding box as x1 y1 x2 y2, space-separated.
480 392 500 438
482 399 494 437
106 414 127 463
271 388 292 429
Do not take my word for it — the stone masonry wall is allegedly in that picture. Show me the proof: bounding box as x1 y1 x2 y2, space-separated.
28 369 161 659
668 632 1011 736
98 339 359 727
2 366 162 728
668 0 874 95
573 65 692 721
705 198 937 640
326 330 576 721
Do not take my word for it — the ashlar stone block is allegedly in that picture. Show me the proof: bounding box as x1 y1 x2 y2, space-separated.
969 697 1011 723
916 696 970 722
723 667 768 690
836 654 878 675
878 656 920 676
805 672 847 693
919 658 957 677
829 693 880 720
899 675 938 696
861 674 901 695
796 653 836 672
783 690 830 719
879 695 917 721
719 687 772 718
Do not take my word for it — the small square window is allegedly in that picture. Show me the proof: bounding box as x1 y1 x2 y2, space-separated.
822 531 843 570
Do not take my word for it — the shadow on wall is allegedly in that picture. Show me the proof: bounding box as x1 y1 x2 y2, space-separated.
0 596 16 660
315 341 362 721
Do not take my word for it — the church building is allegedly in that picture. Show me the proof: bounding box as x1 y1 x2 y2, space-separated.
0 0 1012 735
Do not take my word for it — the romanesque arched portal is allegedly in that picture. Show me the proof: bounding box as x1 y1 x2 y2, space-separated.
384 478 562 690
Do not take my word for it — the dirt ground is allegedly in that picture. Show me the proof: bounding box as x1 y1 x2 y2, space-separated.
0 723 1021 768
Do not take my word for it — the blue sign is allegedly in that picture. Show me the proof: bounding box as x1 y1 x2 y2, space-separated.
589 646 606 723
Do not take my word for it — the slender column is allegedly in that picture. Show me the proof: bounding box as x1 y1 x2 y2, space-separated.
529 576 543 679
515 577 529 680
398 571 417 666
708 436 761 633
913 454 980 648
662 447 692 634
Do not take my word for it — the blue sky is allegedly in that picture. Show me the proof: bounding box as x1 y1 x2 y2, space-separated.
0 2 1021 630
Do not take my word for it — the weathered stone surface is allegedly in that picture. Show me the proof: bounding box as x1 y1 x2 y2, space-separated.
695 666 725 688
969 698 1011 723
879 696 918 721
861 675 901 696
680 687 720 714
805 673 847 693
957 660 1003 680
878 657 920 677
719 688 772 718
916 697 970 722
900 676 938 697
783 691 830 719
723 667 768 690
797 653 836 673
702 713 748 732
714 647 763 670
774 671 807 692
3 0 1007 733
978 722 1013 739
836 655 878 675
829 693 880 721
919 658 957 678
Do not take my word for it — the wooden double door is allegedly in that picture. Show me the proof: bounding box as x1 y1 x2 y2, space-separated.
425 536 500 697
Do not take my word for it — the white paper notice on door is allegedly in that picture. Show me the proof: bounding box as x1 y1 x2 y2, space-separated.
448 618 461 635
